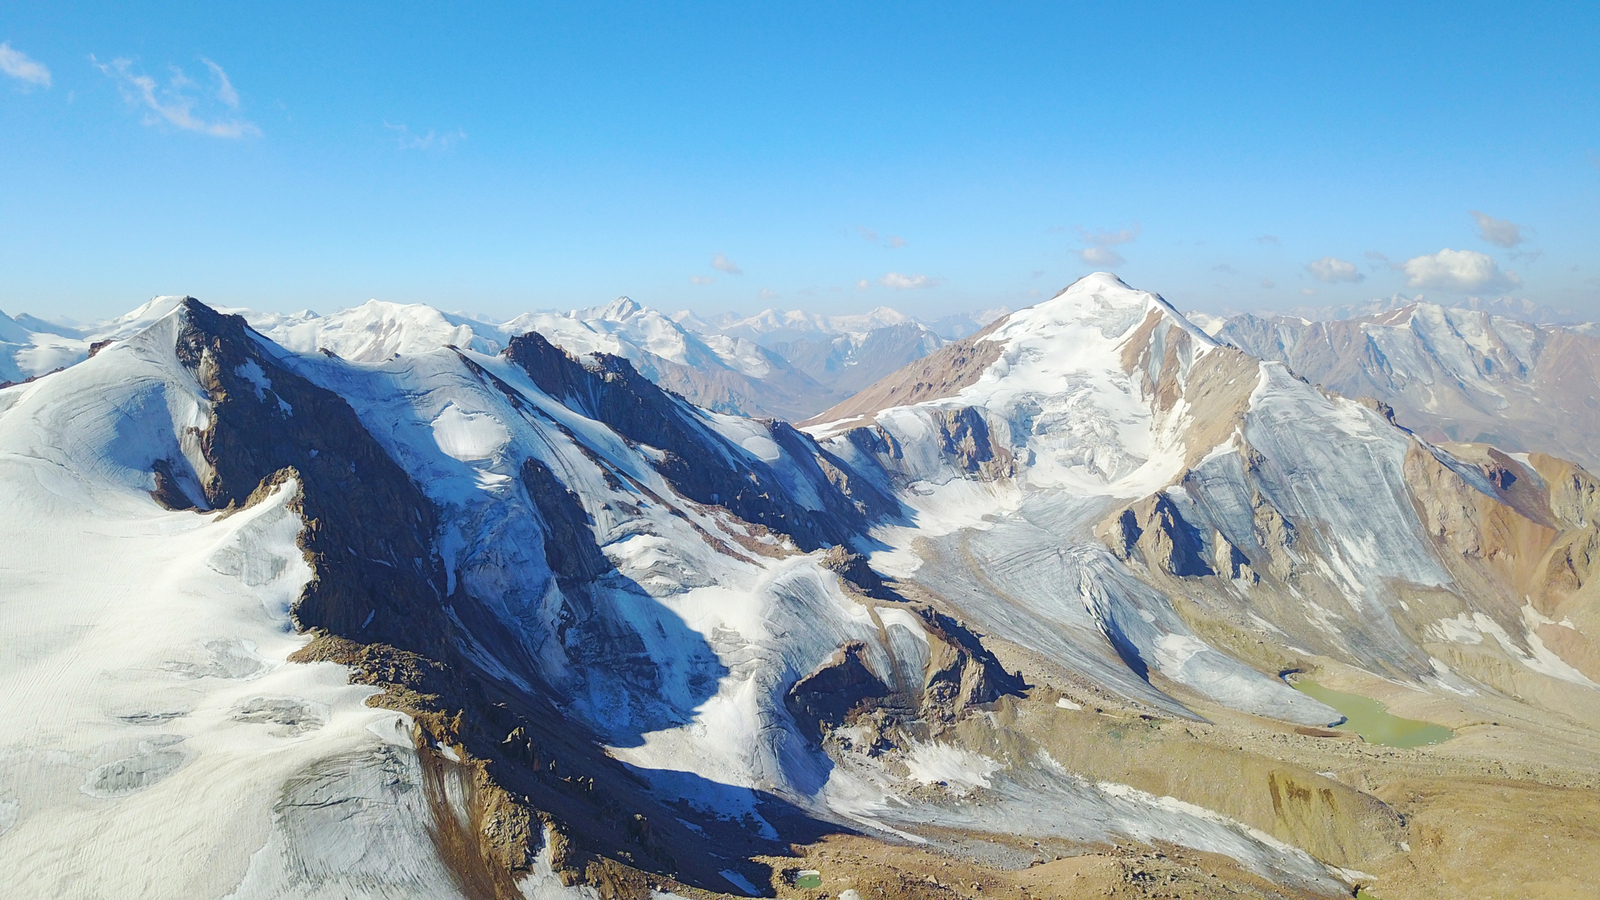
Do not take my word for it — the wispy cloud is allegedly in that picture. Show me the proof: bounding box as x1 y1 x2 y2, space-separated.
0 42 51 88
1260 279 1275 289
758 288 778 301
688 275 715 285
1212 263 1238 275
92 55 259 138
1074 225 1140 268
1469 210 1524 248
202 58 238 107
1256 235 1280 246
1400 248 1521 292
711 252 743 275
1079 226 1140 247
1305 256 1364 283
1364 250 1390 270
879 272 939 290
385 121 465 150
1077 246 1124 267
855 279 869 291
857 226 906 248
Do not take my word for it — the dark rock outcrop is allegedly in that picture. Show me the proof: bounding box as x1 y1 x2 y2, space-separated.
170 300 852 896
519 456 611 585
915 608 1028 718
171 299 449 649
786 642 892 743
1100 494 1214 578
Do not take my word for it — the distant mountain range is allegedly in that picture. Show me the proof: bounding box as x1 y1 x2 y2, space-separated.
2 297 1007 421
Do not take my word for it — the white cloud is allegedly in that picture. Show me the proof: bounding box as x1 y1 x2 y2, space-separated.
0 42 51 88
1073 224 1139 269
93 55 259 138
1257 235 1280 246
385 121 465 150
1401 248 1521 292
1260 279 1275 289
1305 256 1364 283
1469 210 1524 248
711 252 742 275
879 272 939 290
688 275 715 285
855 279 869 291
1077 247 1124 267
758 288 778 300
1301 287 1317 297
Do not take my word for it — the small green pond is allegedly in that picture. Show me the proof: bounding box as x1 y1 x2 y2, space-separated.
792 870 822 889
1290 680 1452 748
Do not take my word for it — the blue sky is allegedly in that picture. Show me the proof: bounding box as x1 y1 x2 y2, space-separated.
2 2 1597 321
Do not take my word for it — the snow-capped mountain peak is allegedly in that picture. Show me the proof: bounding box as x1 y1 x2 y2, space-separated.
584 295 645 322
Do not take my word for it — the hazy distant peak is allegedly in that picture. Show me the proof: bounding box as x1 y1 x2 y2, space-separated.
0 310 31 344
1270 292 1582 326
586 295 645 322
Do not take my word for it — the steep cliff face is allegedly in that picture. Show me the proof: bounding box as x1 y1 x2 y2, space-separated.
202 300 1041 896
170 300 451 648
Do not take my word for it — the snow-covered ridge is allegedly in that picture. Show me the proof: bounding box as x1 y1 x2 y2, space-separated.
0 295 197 385
9 293 1003 420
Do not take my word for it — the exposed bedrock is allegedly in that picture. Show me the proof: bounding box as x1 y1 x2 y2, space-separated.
786 641 893 744
802 317 1008 426
1100 494 1215 578
170 299 449 649
831 404 1016 488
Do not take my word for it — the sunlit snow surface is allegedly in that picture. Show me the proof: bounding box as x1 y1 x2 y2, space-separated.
0 321 475 898
246 295 781 381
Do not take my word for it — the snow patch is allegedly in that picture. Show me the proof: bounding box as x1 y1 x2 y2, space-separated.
903 742 999 792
